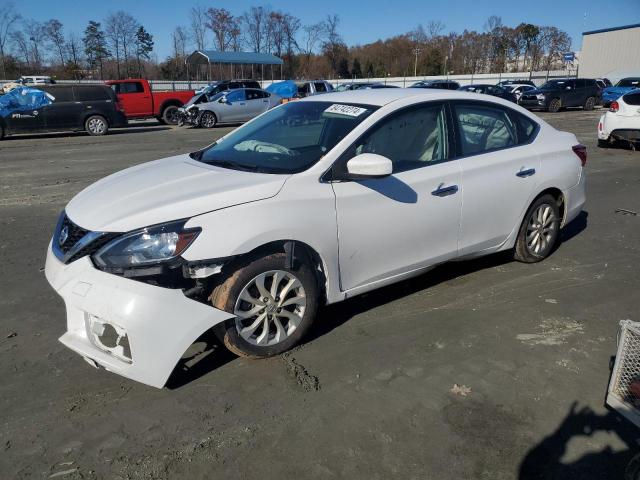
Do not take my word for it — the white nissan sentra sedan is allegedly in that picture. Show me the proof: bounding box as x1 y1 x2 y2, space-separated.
45 89 586 388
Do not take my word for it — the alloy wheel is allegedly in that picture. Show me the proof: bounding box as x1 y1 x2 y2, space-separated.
233 270 307 347
201 112 216 128
526 203 557 255
88 117 106 134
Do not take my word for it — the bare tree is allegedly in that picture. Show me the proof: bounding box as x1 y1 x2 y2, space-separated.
426 20 445 39
242 6 268 53
66 32 83 78
0 2 20 79
190 6 207 51
44 19 66 66
24 20 45 69
205 8 239 52
105 12 139 79
300 22 324 75
11 30 30 69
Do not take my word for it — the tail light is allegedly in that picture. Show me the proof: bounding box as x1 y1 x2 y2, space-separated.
572 144 587 167
610 101 619 112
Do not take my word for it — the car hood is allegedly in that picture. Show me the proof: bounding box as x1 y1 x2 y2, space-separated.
65 154 288 232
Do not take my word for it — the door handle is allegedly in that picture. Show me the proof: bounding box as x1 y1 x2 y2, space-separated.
431 184 458 197
516 168 536 178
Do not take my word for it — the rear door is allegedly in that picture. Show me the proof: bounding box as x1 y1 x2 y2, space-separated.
565 79 582 106
245 89 270 117
74 85 115 126
112 81 149 117
452 100 541 255
41 87 82 130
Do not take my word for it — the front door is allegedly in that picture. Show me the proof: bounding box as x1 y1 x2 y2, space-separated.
4 90 47 133
219 89 248 122
41 87 82 130
332 102 462 292
450 101 541 255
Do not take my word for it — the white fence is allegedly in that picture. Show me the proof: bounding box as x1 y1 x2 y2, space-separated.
1 69 577 92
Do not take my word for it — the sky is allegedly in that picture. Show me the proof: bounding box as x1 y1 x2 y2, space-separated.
9 0 640 59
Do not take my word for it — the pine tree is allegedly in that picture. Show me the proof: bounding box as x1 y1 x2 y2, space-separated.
83 21 109 79
134 26 154 77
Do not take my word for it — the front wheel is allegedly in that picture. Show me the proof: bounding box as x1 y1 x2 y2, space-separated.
514 194 561 263
210 253 318 358
548 98 561 113
85 115 108 136
200 111 217 128
161 105 180 125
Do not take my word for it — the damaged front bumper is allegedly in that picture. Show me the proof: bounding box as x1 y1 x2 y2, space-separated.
45 243 234 388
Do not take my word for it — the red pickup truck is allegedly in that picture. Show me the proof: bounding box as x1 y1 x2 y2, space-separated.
105 79 194 125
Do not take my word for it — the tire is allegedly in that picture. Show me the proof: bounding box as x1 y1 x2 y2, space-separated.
547 98 561 113
514 194 561 263
625 453 640 480
161 105 180 125
210 253 318 358
584 96 596 111
200 111 217 128
85 115 108 136
0 124 4 140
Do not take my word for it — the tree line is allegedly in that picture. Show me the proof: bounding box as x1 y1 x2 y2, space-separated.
0 3 572 82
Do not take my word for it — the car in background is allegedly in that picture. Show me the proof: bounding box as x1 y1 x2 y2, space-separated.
195 79 262 95
335 82 379 91
497 79 535 88
2 75 56 93
601 77 640 107
105 79 194 125
518 78 600 113
410 80 460 90
296 80 334 97
178 88 280 128
596 78 612 89
506 84 537 101
458 84 516 102
0 84 126 139
598 90 640 149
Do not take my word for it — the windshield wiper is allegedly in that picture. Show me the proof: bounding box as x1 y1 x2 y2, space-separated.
205 159 264 172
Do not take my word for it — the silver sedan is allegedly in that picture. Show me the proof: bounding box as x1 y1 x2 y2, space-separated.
180 88 282 128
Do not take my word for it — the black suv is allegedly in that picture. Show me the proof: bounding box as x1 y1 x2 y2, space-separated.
410 80 460 90
518 78 600 112
0 84 126 139
198 79 261 96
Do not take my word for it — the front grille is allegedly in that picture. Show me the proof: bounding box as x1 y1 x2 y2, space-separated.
54 213 119 264
59 215 89 254
521 95 537 102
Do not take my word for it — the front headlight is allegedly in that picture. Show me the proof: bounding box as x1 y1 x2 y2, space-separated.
93 220 200 269
536 93 546 100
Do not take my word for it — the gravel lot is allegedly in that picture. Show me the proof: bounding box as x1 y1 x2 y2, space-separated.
1 108 639 479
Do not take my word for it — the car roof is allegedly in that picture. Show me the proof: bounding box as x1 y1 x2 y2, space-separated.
299 88 503 107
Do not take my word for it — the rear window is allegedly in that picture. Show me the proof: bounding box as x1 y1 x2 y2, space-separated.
114 82 144 94
617 78 640 88
74 86 111 101
623 91 640 106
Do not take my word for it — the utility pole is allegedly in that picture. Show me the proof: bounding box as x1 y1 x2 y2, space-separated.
413 48 421 77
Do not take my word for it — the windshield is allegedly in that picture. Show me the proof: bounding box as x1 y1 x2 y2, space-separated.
192 101 378 174
617 78 640 88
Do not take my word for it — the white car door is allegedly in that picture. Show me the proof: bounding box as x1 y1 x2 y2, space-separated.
331 102 462 292
451 101 541 255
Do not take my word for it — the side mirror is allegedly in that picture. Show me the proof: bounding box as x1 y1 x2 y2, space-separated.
219 97 228 104
566 86 572 90
346 153 393 179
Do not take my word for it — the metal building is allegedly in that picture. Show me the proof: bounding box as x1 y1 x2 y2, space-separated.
185 51 284 81
579 24 640 80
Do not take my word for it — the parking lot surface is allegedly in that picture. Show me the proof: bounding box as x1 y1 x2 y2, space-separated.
1 110 639 479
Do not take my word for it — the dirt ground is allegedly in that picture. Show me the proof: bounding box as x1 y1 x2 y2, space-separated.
1 108 639 479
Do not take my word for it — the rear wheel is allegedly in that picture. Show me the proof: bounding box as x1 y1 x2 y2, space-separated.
548 98 561 113
210 253 318 358
584 96 596 111
85 115 108 136
200 111 217 128
161 105 180 125
514 194 561 263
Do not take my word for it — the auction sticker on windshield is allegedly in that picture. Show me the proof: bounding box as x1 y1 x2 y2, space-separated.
324 104 369 117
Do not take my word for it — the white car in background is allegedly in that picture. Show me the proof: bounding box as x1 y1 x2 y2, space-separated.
507 84 537 101
2 75 55 93
45 89 587 388
598 90 640 149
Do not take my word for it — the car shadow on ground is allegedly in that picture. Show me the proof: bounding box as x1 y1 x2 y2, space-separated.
166 210 589 389
518 401 640 479
5 126 172 141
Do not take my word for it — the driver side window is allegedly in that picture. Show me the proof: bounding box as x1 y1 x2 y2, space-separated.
352 103 449 173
